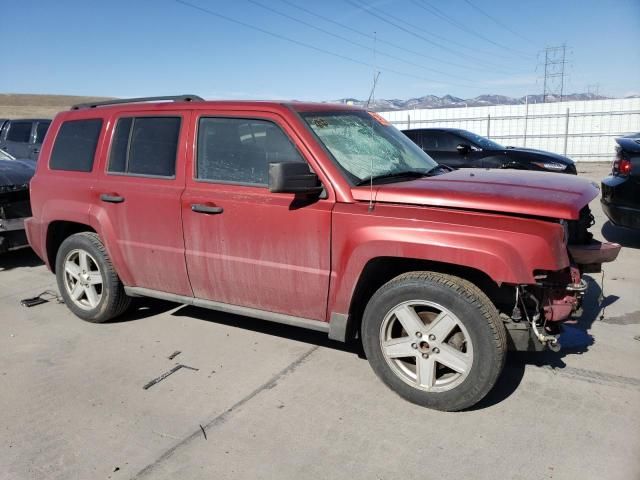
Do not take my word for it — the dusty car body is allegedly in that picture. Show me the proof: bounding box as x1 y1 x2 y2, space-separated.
0 149 35 253
26 96 620 410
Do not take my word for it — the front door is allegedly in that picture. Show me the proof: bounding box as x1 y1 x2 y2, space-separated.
95 112 192 296
181 112 332 321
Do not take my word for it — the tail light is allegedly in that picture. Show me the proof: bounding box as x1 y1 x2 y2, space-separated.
612 149 631 176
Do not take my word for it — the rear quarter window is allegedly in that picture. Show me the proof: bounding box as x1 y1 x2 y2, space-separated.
50 119 103 172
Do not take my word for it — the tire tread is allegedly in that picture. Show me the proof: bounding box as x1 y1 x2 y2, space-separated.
362 271 507 411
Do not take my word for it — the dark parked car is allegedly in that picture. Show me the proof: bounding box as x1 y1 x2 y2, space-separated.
402 128 576 174
601 134 640 229
0 118 51 160
0 148 35 252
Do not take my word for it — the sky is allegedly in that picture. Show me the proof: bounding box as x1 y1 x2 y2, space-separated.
3 0 640 101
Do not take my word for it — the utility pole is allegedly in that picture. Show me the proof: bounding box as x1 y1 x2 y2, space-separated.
541 44 568 103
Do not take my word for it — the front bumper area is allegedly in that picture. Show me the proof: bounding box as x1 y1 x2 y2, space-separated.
0 217 28 253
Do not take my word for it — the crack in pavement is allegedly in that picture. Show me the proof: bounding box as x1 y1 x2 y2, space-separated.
132 345 319 479
537 365 640 390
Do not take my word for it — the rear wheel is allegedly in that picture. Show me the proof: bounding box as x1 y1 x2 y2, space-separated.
362 272 506 411
55 232 131 323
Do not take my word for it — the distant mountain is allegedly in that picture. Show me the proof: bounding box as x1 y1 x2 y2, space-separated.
334 92 614 111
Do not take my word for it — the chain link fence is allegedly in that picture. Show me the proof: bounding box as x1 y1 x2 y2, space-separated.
380 98 640 162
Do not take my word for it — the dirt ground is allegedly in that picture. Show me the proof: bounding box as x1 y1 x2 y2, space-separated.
0 94 111 119
0 163 638 480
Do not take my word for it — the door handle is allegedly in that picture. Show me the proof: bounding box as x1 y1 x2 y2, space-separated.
191 204 223 214
100 193 125 203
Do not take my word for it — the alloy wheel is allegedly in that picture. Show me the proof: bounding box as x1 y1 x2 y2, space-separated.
379 300 474 393
63 249 103 310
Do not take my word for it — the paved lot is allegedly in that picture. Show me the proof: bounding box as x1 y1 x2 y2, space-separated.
1 163 639 480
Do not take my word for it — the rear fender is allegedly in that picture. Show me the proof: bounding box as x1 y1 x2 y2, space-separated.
40 199 93 270
87 204 134 285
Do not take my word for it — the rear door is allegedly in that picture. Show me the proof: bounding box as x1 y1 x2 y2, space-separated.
181 110 333 321
95 112 192 296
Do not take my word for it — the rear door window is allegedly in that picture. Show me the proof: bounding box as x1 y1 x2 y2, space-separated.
108 117 181 177
50 119 103 172
422 132 460 151
403 131 423 149
7 121 33 143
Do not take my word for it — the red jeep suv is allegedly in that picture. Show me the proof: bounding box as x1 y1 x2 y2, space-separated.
26 95 619 411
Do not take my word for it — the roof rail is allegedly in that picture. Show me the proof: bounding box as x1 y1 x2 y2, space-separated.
71 94 204 110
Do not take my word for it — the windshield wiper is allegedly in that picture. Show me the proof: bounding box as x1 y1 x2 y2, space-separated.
356 169 430 186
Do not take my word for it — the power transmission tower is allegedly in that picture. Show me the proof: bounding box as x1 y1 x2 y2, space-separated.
541 44 568 102
586 83 601 98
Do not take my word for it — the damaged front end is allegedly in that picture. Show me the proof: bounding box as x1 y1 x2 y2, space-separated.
504 206 621 352
0 183 32 253
0 155 36 253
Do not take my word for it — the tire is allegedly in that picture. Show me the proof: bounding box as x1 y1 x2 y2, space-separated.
55 232 131 323
361 271 507 411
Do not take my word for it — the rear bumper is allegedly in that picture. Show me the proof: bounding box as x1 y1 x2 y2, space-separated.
601 199 640 230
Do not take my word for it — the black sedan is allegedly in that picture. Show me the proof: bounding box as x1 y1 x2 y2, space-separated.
402 128 576 174
601 134 640 230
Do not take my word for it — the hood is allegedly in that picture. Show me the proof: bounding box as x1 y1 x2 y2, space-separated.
351 168 599 220
504 146 574 164
0 159 36 190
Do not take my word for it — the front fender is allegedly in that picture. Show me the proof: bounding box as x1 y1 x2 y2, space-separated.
328 203 568 315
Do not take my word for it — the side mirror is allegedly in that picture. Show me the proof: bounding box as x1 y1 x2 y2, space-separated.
456 143 471 155
268 162 323 195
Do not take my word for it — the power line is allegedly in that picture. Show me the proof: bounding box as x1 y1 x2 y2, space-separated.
345 0 515 71
461 0 536 44
279 0 515 75
173 0 488 90
247 0 480 84
414 0 536 59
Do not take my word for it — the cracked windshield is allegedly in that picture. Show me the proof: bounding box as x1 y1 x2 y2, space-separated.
303 111 437 184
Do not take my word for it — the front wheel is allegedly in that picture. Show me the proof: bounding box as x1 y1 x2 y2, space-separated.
362 272 507 411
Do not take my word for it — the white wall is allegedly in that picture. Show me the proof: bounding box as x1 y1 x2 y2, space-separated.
380 98 640 162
